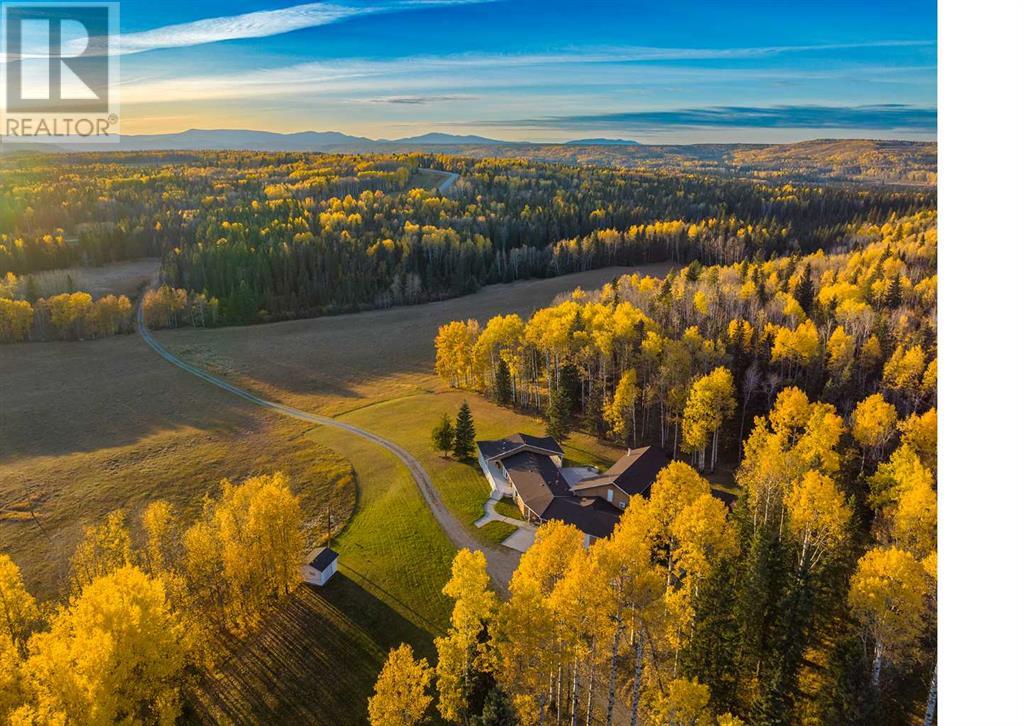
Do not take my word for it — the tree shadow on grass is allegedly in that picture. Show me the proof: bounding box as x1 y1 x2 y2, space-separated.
186 573 436 725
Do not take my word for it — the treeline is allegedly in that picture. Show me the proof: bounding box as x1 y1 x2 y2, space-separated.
0 473 305 723
142 284 220 330
2 151 932 325
436 210 937 461
0 290 133 343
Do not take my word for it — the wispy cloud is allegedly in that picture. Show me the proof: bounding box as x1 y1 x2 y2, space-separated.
367 95 477 104
118 42 934 104
477 104 937 131
115 0 493 56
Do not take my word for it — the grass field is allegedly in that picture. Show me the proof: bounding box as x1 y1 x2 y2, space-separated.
0 262 670 722
0 334 354 597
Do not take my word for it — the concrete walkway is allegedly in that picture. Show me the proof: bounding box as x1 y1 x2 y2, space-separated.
474 491 533 529
473 491 537 553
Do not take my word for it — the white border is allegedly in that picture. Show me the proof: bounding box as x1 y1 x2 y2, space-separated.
940 0 1024 722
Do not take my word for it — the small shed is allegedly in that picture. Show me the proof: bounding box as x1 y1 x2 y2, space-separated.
302 546 339 586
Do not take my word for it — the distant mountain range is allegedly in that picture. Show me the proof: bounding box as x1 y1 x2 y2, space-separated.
95 128 645 152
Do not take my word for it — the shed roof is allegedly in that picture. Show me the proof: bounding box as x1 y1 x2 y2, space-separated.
306 546 339 572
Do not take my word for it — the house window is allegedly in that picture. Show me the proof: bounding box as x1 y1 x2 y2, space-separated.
607 489 614 502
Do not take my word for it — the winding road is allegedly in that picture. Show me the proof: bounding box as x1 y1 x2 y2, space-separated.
135 301 520 593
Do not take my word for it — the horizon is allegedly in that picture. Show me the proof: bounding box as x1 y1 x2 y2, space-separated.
79 0 934 143
108 126 936 147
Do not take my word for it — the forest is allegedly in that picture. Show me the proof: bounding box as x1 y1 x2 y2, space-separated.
0 151 933 339
422 211 937 724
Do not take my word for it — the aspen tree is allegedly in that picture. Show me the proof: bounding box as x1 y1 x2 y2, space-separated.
368 643 433 726
847 547 928 691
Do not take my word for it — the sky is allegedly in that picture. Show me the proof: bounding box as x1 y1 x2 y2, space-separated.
106 0 936 142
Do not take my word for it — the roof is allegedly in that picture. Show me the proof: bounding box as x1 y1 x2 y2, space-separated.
476 433 565 462
503 451 622 537
572 446 670 496
502 450 571 517
306 546 339 572
542 496 621 538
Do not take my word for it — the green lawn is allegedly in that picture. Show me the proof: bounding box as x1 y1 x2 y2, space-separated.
477 520 519 546
494 497 526 521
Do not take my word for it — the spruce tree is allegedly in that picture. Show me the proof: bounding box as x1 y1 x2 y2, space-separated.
494 359 513 406
432 413 455 457
795 263 816 317
453 402 476 460
546 364 576 441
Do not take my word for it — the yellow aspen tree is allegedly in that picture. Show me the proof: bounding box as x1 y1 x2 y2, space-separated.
69 509 133 589
642 676 713 726
868 443 934 510
549 546 607 726
490 582 558 725
592 521 662 726
848 547 928 691
899 407 937 472
141 501 176 575
825 325 855 381
510 520 583 597
738 387 844 530
21 565 188 725
368 643 433 726
505 520 584 723
882 344 926 404
850 393 898 470
604 368 639 445
0 555 38 652
681 367 736 472
435 549 497 723
1 635 27 721
892 478 937 559
783 471 852 573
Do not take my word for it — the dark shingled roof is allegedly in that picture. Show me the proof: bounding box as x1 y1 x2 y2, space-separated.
502 450 571 516
503 451 622 537
476 433 564 461
572 446 670 496
306 546 339 572
542 497 622 538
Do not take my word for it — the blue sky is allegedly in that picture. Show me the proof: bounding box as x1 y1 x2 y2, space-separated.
111 0 937 142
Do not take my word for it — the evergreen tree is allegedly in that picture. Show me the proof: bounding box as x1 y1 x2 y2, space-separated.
795 263 816 316
494 359 513 406
453 402 476 460
432 413 455 458
546 364 575 441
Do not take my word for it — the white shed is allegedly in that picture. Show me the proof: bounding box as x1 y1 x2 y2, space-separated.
302 546 339 586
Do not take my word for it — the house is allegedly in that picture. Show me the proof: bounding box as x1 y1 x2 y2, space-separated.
302 546 339 586
476 434 665 545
